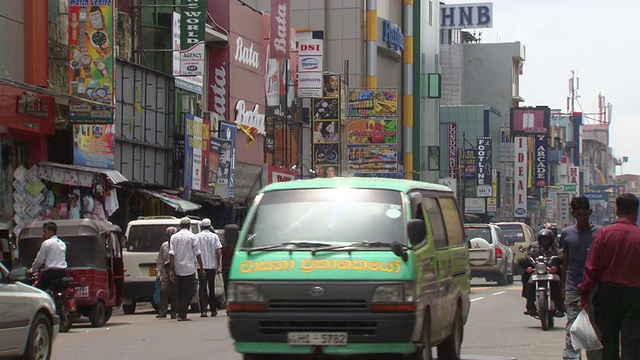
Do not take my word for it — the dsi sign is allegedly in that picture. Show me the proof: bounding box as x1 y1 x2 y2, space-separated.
383 20 404 51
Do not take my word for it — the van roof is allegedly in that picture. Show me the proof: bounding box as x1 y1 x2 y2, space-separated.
260 177 453 194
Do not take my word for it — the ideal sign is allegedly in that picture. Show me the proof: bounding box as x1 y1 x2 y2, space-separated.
448 123 457 178
180 0 206 76
514 137 528 217
441 2 493 30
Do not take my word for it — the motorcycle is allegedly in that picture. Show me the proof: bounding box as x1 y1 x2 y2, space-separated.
30 272 77 333
528 254 561 331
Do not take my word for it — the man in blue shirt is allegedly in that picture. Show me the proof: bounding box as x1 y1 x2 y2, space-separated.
561 196 602 360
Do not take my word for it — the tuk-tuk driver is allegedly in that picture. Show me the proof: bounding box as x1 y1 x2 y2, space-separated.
30 221 68 291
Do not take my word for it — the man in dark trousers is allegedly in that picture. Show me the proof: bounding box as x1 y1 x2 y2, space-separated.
580 193 640 360
169 217 205 321
561 196 602 360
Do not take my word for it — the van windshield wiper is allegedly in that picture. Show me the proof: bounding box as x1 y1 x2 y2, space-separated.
244 241 333 254
311 241 410 255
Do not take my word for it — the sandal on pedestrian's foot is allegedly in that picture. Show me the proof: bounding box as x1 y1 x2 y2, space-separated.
200 313 208 317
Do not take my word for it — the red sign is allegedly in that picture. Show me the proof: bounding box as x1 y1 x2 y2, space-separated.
267 165 297 184
0 85 54 135
448 123 457 178
269 0 290 59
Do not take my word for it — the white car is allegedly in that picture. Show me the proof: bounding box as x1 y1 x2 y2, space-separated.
0 264 59 360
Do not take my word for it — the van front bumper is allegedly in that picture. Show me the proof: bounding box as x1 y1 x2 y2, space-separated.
229 311 415 354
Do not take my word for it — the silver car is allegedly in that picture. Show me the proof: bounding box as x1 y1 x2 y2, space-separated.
0 264 59 360
465 223 515 286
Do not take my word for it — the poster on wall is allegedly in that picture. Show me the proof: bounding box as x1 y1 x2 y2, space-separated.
348 89 398 117
347 146 398 173
347 119 397 144
217 121 237 198
68 0 115 123
183 114 211 192
73 124 115 169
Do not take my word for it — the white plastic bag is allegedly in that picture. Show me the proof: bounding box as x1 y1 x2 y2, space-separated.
570 309 603 351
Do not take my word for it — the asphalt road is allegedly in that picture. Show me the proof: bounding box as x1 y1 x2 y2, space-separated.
51 278 574 360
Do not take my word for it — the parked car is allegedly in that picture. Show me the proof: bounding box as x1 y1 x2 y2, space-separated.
0 263 59 360
465 223 514 286
122 216 201 314
494 222 535 275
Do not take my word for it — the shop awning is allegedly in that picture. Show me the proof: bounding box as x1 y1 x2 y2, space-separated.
39 161 128 185
138 189 201 213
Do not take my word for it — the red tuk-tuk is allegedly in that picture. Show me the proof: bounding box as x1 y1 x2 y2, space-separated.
19 219 124 327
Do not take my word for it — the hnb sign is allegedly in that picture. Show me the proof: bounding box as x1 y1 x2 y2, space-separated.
441 2 493 29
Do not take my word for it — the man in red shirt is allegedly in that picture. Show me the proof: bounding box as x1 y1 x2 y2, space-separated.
579 193 640 360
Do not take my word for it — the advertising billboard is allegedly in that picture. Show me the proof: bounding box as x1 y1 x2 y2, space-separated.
476 136 492 197
73 124 115 169
511 107 550 136
448 123 457 178
180 0 206 76
534 134 548 187
183 114 211 192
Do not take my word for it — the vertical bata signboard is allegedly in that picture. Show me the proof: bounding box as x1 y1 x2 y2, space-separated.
269 0 290 59
534 134 548 187
476 136 492 197
514 137 528 217
448 123 457 178
180 0 206 76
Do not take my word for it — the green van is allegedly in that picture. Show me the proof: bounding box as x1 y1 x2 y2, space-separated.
224 177 471 360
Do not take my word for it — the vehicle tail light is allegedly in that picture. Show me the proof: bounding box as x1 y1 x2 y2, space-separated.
66 288 76 297
495 247 503 259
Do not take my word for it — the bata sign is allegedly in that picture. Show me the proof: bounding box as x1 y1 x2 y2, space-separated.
270 0 290 58
235 100 266 134
448 123 457 178
234 36 260 69
209 63 227 121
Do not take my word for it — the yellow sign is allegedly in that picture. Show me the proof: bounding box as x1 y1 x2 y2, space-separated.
487 198 497 212
238 258 402 273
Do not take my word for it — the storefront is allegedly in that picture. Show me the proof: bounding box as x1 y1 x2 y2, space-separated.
208 0 267 206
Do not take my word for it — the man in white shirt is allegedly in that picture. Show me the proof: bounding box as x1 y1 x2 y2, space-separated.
155 226 178 319
169 217 205 321
196 218 222 317
30 221 68 291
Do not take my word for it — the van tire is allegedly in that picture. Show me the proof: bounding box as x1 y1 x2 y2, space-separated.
437 309 463 360
122 303 136 315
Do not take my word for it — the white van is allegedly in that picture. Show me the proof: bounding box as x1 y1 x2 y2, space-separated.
122 216 201 314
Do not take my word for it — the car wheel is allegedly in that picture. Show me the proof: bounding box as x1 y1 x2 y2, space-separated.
22 313 52 360
104 306 113 324
496 269 508 286
437 308 463 360
406 314 432 360
89 301 107 327
122 302 136 315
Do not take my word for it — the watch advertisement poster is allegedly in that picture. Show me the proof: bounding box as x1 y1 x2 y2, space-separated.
68 0 115 123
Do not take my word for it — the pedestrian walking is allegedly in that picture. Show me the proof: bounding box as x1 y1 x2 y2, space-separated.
579 193 640 360
561 196 602 360
169 217 205 321
155 226 178 319
196 218 222 317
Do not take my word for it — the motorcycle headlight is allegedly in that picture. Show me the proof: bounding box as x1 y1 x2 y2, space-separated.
535 263 547 275
371 283 415 303
227 282 264 303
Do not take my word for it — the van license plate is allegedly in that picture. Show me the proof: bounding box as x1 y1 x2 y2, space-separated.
148 267 158 277
75 286 89 298
287 332 348 346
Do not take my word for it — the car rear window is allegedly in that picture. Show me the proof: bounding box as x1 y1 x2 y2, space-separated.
465 227 493 244
498 225 526 243
126 224 199 252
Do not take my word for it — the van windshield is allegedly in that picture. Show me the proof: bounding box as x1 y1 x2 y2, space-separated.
127 224 199 252
497 225 526 243
244 188 406 248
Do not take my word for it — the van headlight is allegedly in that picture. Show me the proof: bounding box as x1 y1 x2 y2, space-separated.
371 283 415 303
227 282 264 302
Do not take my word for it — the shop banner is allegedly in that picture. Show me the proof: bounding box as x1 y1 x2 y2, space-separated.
476 136 492 197
448 123 457 178
347 119 397 144
68 0 115 123
457 149 476 178
73 124 115 169
266 165 297 184
207 137 223 194
173 12 203 94
514 137 528 217
534 134 548 187
265 59 280 106
180 0 206 76
183 114 211 192
269 0 290 59
348 89 398 117
217 121 237 198
510 107 550 136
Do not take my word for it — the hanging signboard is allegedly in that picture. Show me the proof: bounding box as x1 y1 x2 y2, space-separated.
448 123 457 178
514 136 528 217
180 0 206 76
476 136 492 197
535 134 548 187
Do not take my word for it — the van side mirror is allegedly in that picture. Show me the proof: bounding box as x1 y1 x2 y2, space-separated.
407 219 426 246
224 224 240 245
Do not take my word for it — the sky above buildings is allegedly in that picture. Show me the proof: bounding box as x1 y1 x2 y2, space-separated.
444 0 639 175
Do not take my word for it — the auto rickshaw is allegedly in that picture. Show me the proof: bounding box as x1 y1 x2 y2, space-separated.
19 219 124 327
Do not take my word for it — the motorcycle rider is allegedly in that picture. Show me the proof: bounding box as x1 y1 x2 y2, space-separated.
542 222 561 246
30 221 68 291
520 228 564 317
